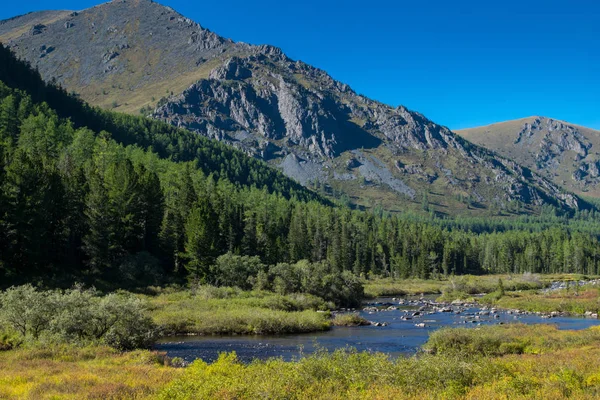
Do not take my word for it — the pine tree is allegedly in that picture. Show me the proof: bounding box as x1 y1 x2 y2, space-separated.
83 170 111 277
184 197 219 282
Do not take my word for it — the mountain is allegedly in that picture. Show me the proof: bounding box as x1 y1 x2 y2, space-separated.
457 117 600 197
0 0 588 214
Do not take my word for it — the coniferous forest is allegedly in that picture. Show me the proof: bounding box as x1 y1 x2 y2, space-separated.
2 44 600 293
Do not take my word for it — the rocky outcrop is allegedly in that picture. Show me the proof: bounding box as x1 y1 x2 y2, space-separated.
459 116 600 198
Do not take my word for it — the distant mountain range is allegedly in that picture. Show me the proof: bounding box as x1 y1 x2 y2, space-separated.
0 0 591 214
457 117 600 198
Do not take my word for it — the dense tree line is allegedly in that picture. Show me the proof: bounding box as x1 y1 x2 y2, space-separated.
1 80 600 289
2 46 600 292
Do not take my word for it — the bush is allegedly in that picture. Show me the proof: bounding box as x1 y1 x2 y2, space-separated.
0 285 56 339
0 328 21 351
0 285 157 350
101 294 158 350
249 260 365 308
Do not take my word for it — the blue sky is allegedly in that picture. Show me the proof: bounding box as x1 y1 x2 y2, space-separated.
2 0 599 130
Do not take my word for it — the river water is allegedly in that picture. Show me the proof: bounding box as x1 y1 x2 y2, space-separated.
155 297 600 363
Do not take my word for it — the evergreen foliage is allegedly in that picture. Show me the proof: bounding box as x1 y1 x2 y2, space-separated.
1 45 600 293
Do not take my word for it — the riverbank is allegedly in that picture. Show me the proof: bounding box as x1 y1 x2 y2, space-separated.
144 276 600 338
4 323 600 398
488 287 600 316
365 274 600 317
160 324 600 399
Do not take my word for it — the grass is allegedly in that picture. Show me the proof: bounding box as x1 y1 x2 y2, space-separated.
364 273 545 298
425 323 600 357
0 344 181 399
364 278 445 297
144 286 333 335
492 288 600 315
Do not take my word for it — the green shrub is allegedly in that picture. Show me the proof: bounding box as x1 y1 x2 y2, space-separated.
0 285 157 350
102 294 158 350
0 328 21 351
0 285 56 339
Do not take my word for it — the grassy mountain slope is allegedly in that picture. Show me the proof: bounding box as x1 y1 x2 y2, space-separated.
457 117 600 197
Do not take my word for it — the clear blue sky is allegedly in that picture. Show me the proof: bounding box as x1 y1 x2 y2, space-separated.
2 0 599 130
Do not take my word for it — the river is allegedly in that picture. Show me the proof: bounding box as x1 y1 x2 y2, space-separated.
155 297 600 363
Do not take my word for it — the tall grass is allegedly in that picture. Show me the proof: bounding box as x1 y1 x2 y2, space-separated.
425 324 600 357
364 278 445 297
145 286 333 335
493 288 600 314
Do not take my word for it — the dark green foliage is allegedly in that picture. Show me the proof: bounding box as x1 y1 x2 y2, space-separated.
210 253 264 290
252 260 364 308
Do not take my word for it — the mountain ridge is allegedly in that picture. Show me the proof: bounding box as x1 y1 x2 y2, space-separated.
457 117 600 197
0 0 590 214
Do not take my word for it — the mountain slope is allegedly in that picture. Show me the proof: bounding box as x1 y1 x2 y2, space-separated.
457 117 600 197
0 0 588 214
0 43 324 204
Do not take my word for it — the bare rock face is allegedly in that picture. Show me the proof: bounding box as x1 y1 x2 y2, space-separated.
0 0 587 213
515 118 592 166
152 49 581 211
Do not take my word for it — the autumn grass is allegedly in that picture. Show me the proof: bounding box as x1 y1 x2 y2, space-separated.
0 344 182 400
144 286 333 335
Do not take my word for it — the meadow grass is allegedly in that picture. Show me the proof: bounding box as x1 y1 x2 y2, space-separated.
492 288 600 314
144 286 333 335
0 344 182 399
425 323 600 356
364 273 545 298
331 313 370 327
364 278 445 297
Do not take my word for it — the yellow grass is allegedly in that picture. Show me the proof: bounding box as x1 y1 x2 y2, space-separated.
0 345 181 399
